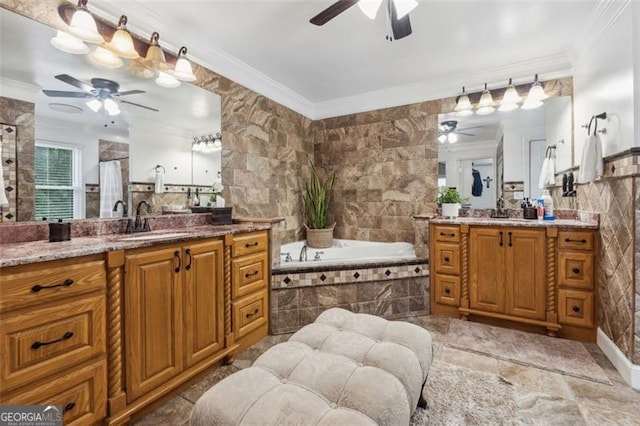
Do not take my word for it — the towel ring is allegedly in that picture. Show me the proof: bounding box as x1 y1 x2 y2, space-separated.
155 165 166 174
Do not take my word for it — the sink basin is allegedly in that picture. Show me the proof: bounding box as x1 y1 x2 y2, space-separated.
118 232 192 241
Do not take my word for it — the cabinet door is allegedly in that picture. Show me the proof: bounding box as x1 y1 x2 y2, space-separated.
125 246 183 403
184 239 225 368
469 228 505 313
505 229 546 320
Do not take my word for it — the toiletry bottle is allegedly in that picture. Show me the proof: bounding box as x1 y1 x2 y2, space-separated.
536 198 544 222
541 189 554 220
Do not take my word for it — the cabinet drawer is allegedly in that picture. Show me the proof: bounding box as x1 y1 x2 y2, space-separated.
0 256 106 313
433 226 460 243
558 231 594 251
434 275 460 307
233 231 268 257
558 252 594 290
232 290 268 340
232 252 268 299
1 294 106 392
434 243 460 275
0 359 107 426
558 289 594 328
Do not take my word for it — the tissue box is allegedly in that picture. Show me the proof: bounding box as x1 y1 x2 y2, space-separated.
211 207 232 225
49 220 71 242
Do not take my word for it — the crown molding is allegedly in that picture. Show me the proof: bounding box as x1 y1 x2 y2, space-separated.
0 77 40 103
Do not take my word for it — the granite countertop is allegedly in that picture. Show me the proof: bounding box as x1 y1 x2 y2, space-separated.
427 217 598 229
0 223 271 268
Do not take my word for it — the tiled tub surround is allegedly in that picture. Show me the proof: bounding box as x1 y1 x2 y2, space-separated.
271 260 429 334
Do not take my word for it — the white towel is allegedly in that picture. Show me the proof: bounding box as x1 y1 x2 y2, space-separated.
155 170 165 194
579 133 603 183
99 160 122 218
0 145 8 206
545 156 555 187
538 158 549 190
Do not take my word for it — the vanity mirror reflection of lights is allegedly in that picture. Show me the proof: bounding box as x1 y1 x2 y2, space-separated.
0 6 221 223
438 95 572 210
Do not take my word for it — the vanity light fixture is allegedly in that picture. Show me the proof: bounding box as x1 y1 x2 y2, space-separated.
50 30 89 54
192 133 222 153
498 78 521 112
155 71 181 88
67 0 104 44
172 47 197 82
105 15 139 59
521 74 548 110
89 46 123 68
454 86 473 117
142 32 170 71
475 83 495 116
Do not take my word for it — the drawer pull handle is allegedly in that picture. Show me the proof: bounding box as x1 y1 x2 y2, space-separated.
31 331 74 350
565 238 587 244
245 308 260 318
444 288 451 294
185 248 192 271
31 278 74 293
245 242 259 248
572 267 581 274
245 270 259 278
444 257 450 262
64 402 76 412
174 251 181 273
572 306 581 313
440 232 455 237
508 232 513 247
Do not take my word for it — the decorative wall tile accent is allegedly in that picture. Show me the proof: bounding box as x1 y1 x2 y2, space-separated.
1 123 17 223
503 181 525 209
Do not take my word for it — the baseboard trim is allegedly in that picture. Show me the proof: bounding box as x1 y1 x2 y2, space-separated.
597 328 640 389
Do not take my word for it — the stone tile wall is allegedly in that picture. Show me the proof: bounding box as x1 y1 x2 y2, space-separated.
1 124 17 222
271 261 429 334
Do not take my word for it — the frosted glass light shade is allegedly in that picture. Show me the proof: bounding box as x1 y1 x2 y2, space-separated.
476 85 495 115
358 0 383 19
89 46 123 68
394 0 418 19
174 57 197 82
107 29 139 59
104 98 120 116
448 133 458 143
68 9 104 44
455 94 472 111
86 99 102 112
527 83 548 102
50 31 89 54
155 71 181 88
438 134 447 143
498 82 520 112
143 44 170 71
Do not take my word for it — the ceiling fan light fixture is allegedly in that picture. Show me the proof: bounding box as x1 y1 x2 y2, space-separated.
155 71 181 88
103 98 121 116
89 46 124 68
106 15 139 59
86 99 102 112
172 46 197 82
394 0 418 19
448 133 458 143
438 134 447 143
67 0 104 44
50 30 89 54
358 0 383 19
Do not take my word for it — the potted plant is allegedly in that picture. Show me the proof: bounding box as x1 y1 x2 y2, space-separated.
437 187 468 218
303 163 336 248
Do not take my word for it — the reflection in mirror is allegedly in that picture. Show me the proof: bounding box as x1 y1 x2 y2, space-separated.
0 7 221 223
438 95 572 209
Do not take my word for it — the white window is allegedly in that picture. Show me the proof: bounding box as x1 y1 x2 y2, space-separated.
35 141 83 220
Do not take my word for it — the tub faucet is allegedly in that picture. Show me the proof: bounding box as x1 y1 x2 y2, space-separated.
112 200 127 217
313 251 324 261
299 244 308 262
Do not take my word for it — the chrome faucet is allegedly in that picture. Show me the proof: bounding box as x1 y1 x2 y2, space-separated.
127 200 151 233
298 244 308 262
112 200 127 217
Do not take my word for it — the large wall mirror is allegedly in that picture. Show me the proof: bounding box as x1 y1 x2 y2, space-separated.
0 7 221 223
437 95 572 209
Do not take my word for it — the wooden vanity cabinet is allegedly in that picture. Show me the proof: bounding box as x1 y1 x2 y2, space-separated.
430 225 462 315
0 255 108 425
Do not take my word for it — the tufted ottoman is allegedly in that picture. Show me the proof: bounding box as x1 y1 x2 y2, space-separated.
190 308 433 425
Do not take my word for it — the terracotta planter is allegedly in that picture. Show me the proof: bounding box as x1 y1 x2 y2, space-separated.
305 224 335 248
441 203 460 218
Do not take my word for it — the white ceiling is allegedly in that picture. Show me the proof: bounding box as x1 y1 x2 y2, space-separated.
89 0 601 119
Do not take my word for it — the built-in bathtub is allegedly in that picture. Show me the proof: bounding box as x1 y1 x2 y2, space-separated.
271 239 430 334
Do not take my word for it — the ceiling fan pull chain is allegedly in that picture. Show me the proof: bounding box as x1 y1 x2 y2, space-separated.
385 0 393 41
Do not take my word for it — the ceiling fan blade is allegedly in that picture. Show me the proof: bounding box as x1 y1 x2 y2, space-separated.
458 125 485 131
114 90 146 97
42 90 94 98
120 100 159 112
54 74 94 93
458 132 476 137
310 0 358 25
391 4 412 40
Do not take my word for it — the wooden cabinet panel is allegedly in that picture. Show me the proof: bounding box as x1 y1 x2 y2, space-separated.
469 228 505 313
0 360 107 426
434 275 460 306
558 252 594 290
0 256 106 312
125 246 183 403
184 239 225 368
434 243 460 275
558 231 594 251
559 289 594 328
232 231 268 257
505 229 546 320
232 290 268 340
232 252 268 299
1 294 106 393
433 225 460 242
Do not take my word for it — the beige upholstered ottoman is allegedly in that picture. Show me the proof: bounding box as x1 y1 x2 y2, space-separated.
190 308 433 425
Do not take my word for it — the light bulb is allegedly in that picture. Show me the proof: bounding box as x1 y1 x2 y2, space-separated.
89 46 123 68
67 4 104 44
155 71 181 88
50 30 89 54
86 99 102 112
358 0 383 19
394 0 418 19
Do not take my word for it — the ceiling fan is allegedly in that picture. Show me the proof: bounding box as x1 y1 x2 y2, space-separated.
42 74 158 116
310 0 415 41
438 120 483 143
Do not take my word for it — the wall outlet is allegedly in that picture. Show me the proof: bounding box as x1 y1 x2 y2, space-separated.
514 191 524 199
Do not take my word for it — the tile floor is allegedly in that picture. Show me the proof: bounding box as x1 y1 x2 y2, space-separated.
132 315 640 425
